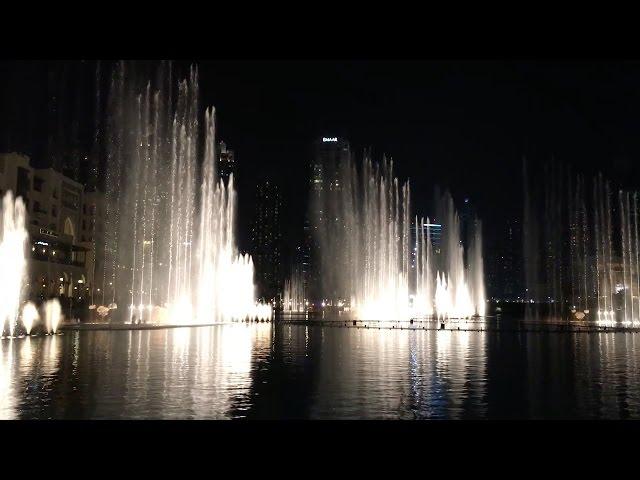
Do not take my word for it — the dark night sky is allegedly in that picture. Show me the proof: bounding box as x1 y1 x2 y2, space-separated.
3 60 640 263
197 60 640 257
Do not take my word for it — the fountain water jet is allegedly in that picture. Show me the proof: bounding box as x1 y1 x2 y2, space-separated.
103 62 270 324
44 299 62 334
312 153 485 321
523 160 640 324
283 265 306 312
0 192 28 337
21 303 39 335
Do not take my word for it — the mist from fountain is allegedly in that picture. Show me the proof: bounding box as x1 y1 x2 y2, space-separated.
21 303 39 335
283 265 306 312
523 160 640 324
312 153 485 321
102 62 269 324
433 192 486 319
0 192 28 337
44 299 62 334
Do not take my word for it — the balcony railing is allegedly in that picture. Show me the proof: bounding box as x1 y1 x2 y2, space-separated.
31 254 86 269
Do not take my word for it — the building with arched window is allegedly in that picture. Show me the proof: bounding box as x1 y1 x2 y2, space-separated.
0 152 97 316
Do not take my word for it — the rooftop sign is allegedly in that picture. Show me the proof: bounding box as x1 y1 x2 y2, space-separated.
322 137 338 142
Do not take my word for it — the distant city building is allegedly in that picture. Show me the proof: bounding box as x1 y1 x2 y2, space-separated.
308 136 350 302
460 197 478 245
58 147 86 184
0 152 104 312
71 149 100 192
297 218 313 301
217 141 235 185
502 219 523 299
427 222 443 252
410 220 443 271
487 219 525 301
310 136 350 213
251 180 283 302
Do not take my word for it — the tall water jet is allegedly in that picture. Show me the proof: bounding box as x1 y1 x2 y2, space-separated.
522 157 541 306
469 220 486 316
21 303 39 335
523 160 640 323
312 151 485 320
44 299 62 334
283 265 306 312
0 192 28 337
102 61 268 324
434 191 484 318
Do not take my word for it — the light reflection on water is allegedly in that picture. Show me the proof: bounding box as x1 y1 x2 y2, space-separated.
2 322 640 419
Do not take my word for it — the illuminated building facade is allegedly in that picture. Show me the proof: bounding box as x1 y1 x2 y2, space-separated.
410 220 443 271
0 152 97 312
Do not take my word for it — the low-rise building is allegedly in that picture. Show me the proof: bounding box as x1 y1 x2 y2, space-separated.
0 152 104 314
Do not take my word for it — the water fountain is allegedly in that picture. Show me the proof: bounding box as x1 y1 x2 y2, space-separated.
0 191 59 337
102 62 270 324
523 160 640 324
283 265 306 313
44 299 62 334
311 152 485 321
0 192 28 337
20 303 39 335
432 191 486 319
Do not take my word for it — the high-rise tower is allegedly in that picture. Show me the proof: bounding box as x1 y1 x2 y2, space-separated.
308 136 351 303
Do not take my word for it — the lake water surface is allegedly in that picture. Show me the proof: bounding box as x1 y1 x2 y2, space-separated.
2 320 640 419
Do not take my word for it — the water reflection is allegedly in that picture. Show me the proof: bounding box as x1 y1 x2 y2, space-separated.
0 325 274 419
0 339 16 419
1 322 640 419
307 326 487 419
1 334 64 419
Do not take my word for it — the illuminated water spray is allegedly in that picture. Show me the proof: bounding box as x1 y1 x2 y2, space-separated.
523 162 640 325
313 154 485 320
0 192 28 337
103 62 270 324
433 192 486 319
44 299 62 334
283 265 306 312
21 303 39 335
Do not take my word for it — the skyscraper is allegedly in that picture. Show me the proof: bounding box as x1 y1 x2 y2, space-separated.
251 180 283 302
217 141 235 185
299 217 312 297
310 136 350 211
308 136 351 302
410 219 443 284
410 220 443 261
460 197 476 244
487 219 524 301
459 196 481 272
